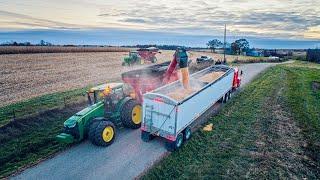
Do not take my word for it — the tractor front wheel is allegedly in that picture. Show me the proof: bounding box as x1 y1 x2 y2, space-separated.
121 99 142 129
89 119 116 146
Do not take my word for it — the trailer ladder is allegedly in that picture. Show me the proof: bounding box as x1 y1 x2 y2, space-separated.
144 105 154 130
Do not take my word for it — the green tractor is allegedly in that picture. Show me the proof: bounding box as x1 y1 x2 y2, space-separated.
122 51 142 66
56 83 142 146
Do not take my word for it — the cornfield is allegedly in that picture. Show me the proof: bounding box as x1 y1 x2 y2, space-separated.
0 46 131 54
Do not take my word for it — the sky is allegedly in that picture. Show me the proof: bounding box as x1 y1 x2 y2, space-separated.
0 0 320 48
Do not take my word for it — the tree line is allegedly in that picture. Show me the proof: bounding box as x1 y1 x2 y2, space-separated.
207 38 249 55
306 49 320 63
1 40 53 46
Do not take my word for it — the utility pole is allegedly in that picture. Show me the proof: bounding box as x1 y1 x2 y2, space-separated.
223 24 226 64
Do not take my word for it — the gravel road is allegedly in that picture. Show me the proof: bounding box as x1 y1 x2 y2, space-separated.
12 62 287 180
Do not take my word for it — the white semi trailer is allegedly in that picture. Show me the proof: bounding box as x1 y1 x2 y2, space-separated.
141 65 241 151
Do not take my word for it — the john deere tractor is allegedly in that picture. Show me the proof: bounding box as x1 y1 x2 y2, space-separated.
122 51 142 66
56 83 141 146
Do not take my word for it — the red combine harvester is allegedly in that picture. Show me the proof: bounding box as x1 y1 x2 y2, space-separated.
137 47 160 63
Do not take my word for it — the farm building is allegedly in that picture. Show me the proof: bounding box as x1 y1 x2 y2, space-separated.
246 49 263 57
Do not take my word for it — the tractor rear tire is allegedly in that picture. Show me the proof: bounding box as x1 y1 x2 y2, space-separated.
89 120 116 146
121 99 142 129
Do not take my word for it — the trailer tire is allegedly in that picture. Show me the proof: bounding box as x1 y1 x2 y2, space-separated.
165 133 184 152
223 92 229 103
218 97 223 103
141 131 154 142
121 99 142 129
89 120 116 146
183 127 192 140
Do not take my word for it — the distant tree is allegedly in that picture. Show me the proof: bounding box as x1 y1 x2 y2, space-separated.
236 39 250 53
231 42 240 55
306 49 320 63
207 39 223 52
231 39 250 55
38 40 53 46
24 42 31 46
40 40 46 46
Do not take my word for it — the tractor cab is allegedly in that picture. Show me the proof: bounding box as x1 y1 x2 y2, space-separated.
129 51 139 57
87 83 124 105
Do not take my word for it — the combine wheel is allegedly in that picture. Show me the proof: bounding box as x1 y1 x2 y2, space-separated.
121 99 142 129
89 119 116 146
165 133 184 152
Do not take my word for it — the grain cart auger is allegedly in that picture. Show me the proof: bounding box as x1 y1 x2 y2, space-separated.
56 83 142 146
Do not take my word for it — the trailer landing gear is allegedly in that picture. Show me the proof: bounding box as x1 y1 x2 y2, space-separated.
141 131 155 142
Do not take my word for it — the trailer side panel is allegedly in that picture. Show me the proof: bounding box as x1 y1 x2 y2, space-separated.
176 71 234 135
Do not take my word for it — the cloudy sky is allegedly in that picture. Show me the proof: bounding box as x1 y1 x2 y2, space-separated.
0 0 320 47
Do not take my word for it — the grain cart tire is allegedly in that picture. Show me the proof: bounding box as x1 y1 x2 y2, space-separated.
141 131 155 142
183 127 192 141
89 120 116 146
121 99 142 129
165 133 184 152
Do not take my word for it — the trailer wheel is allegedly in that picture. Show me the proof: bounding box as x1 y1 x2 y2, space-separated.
121 99 142 129
165 133 184 152
89 120 116 146
223 92 229 103
141 131 155 142
183 127 192 140
228 91 232 99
